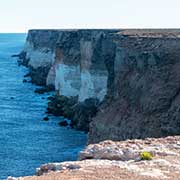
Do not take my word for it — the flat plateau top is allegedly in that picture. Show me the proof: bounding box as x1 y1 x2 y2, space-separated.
28 29 180 38
118 29 180 38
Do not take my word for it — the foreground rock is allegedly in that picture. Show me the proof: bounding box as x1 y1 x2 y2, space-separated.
7 136 180 180
80 136 180 161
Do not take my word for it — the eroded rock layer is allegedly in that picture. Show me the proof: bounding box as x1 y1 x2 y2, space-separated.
22 29 118 101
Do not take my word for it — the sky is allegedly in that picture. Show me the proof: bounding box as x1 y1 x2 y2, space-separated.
0 0 180 32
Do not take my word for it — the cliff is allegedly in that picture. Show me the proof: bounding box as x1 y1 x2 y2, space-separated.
20 29 180 141
20 29 118 131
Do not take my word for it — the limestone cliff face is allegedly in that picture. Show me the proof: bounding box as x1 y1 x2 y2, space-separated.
23 30 57 85
23 29 118 101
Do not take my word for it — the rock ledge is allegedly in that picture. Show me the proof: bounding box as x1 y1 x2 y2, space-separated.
7 136 180 180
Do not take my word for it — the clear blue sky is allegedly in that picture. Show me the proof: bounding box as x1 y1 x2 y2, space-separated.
0 0 179 32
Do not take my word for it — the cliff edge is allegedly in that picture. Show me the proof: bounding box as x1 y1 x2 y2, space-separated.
7 136 180 180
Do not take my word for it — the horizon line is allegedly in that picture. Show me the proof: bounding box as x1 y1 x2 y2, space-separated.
1 28 180 33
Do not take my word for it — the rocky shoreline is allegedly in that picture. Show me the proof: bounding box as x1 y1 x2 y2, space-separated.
9 29 180 179
47 95 99 131
7 136 180 180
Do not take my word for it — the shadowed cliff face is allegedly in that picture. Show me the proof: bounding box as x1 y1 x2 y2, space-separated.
22 29 180 142
89 33 180 143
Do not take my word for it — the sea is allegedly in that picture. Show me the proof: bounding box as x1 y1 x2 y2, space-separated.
0 33 87 180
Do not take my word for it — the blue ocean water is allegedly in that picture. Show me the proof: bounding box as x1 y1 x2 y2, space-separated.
0 34 87 180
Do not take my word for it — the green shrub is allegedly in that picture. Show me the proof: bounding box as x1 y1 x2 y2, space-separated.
140 151 153 160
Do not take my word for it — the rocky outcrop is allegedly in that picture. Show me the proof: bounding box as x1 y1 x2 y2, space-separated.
79 136 180 161
7 136 180 180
